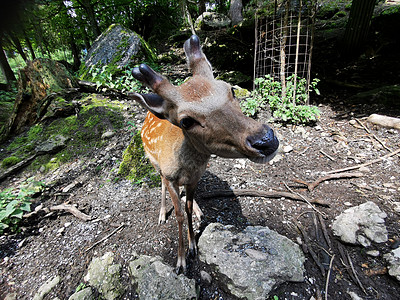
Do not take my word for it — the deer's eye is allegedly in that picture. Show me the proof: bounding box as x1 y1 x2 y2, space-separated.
180 117 196 129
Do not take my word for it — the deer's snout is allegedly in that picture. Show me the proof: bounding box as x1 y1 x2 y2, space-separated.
247 125 279 162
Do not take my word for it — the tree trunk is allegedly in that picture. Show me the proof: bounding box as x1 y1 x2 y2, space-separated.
69 35 81 71
78 0 101 37
0 37 16 85
198 0 206 15
23 29 36 60
8 31 28 61
229 0 243 25
342 0 376 56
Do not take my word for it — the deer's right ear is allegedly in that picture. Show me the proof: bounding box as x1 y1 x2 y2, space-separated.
128 93 168 120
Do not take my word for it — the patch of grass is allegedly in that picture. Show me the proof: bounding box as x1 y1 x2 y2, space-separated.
118 130 160 187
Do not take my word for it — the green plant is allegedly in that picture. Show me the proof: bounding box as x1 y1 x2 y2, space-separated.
84 66 143 93
241 75 320 124
0 180 44 234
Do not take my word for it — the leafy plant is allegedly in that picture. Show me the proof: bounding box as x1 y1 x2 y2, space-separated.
0 180 44 234
241 75 320 124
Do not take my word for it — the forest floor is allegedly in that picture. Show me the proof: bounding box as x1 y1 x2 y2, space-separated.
1 92 399 299
1 9 400 298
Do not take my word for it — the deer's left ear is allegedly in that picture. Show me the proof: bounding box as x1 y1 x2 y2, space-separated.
128 93 168 120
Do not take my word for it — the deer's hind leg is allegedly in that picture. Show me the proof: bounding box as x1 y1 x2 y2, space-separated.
158 176 167 224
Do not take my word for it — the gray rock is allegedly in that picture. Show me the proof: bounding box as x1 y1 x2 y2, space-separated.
85 24 142 69
101 131 115 139
129 254 197 300
384 247 400 281
33 275 60 300
68 287 94 300
332 201 388 247
198 223 305 299
195 12 231 30
35 134 68 154
84 252 123 300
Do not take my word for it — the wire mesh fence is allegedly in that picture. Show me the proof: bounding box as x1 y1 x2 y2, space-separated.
253 0 317 103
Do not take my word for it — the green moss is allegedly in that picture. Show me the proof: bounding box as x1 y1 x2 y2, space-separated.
1 156 22 168
118 131 160 186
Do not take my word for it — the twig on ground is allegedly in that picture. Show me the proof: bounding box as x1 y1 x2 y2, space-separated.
200 188 329 206
85 224 125 253
284 182 326 217
50 204 92 221
320 150 335 161
325 254 335 300
347 252 367 295
356 118 392 151
318 214 332 250
296 221 326 276
294 172 364 191
24 203 91 221
327 147 400 174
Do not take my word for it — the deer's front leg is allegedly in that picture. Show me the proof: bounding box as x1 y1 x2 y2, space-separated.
158 177 167 224
165 180 186 274
185 183 197 257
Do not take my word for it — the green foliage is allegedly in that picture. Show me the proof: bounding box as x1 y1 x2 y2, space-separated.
241 75 320 124
1 156 22 168
83 66 143 93
0 179 44 235
118 130 160 187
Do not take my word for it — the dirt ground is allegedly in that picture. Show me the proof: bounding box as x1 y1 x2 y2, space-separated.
1 92 400 299
2 12 400 298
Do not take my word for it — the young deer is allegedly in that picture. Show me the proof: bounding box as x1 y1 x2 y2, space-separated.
129 35 279 273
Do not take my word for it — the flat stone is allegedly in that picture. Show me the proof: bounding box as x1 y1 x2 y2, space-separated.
198 223 305 299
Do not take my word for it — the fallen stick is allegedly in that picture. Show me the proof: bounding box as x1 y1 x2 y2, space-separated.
327 147 400 174
85 224 125 252
284 182 326 217
50 204 92 221
294 172 364 192
356 118 392 152
200 188 329 206
325 254 335 300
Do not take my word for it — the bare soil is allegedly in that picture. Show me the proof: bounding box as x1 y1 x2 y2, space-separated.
0 95 399 299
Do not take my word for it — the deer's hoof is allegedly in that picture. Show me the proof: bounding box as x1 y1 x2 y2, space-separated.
175 265 187 275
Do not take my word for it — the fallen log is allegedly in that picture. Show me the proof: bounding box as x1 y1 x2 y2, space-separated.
367 114 400 131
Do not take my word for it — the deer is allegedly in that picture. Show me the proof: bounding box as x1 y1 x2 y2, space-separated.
129 35 279 274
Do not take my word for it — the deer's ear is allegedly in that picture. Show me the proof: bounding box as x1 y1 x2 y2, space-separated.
184 35 213 79
129 93 168 120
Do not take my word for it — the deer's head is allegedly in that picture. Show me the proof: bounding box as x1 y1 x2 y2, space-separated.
130 35 279 163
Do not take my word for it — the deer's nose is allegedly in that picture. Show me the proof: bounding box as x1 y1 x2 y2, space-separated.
248 126 279 157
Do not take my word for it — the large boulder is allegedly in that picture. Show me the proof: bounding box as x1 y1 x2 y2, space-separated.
195 12 231 30
198 223 305 299
84 24 155 71
1 58 78 138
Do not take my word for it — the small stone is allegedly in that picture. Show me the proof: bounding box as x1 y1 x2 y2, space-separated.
102 131 115 139
283 145 293 153
366 250 380 257
200 270 212 284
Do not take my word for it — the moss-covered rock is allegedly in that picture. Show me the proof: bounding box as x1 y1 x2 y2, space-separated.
84 24 156 72
118 131 160 186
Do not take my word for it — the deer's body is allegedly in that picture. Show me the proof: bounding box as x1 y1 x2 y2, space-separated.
130 35 279 273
